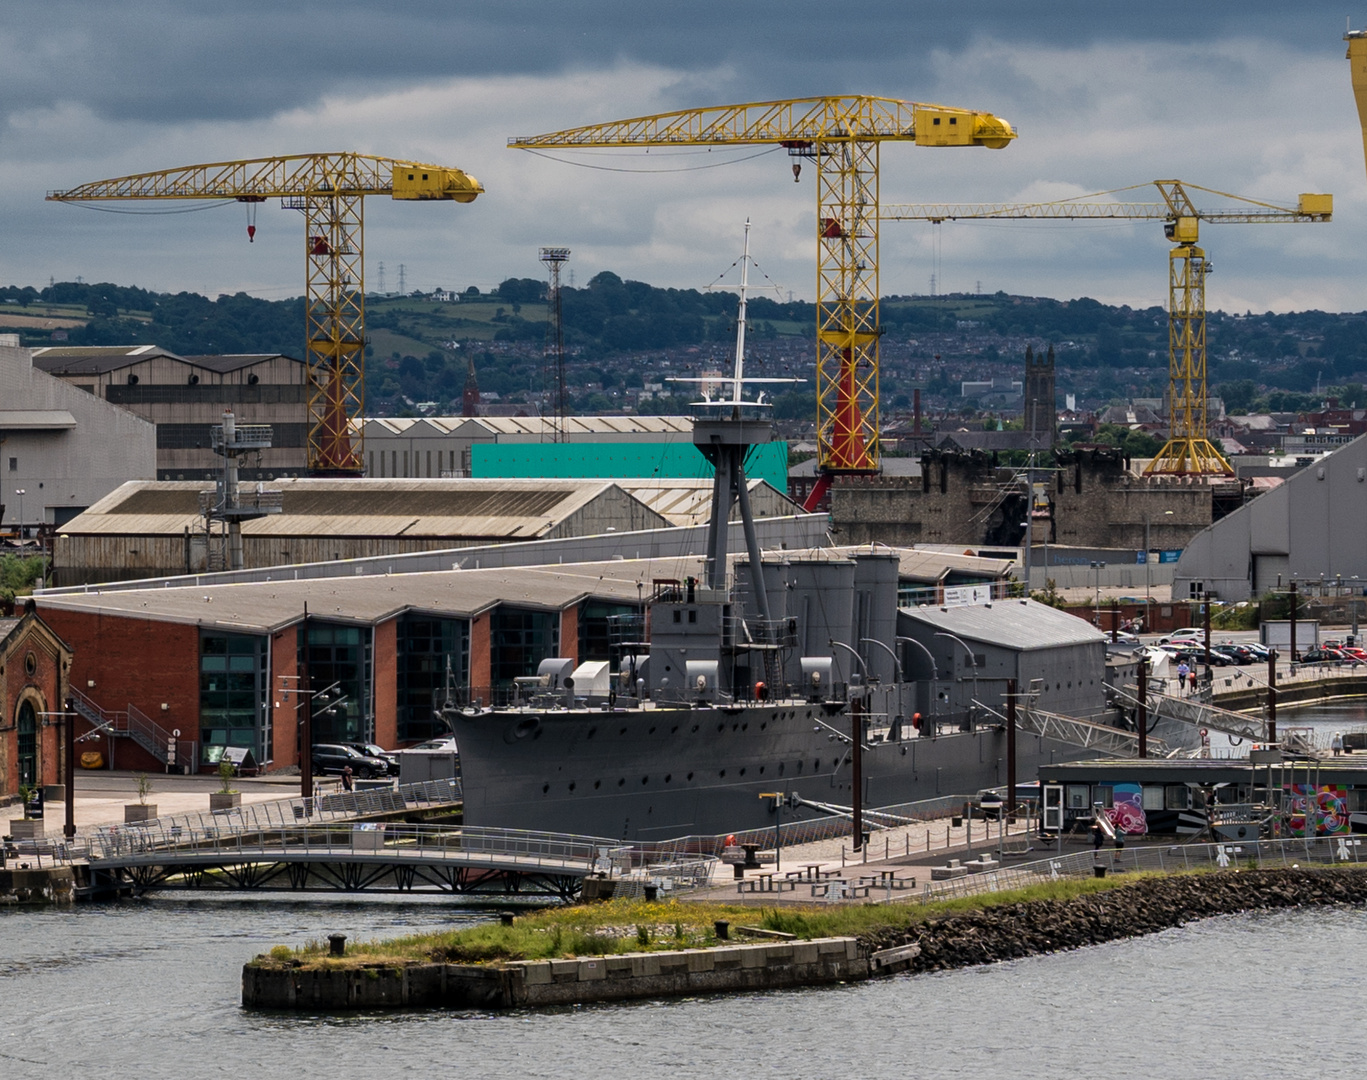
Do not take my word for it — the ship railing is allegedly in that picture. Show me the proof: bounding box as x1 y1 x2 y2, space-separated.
905 834 1367 905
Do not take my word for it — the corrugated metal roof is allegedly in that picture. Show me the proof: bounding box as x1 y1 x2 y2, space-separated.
36 554 712 633
622 479 796 528
183 354 304 373
901 598 1104 650
59 478 649 540
31 345 184 374
360 415 694 438
0 410 77 430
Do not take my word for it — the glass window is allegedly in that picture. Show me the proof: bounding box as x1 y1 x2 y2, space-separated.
200 633 269 764
490 607 558 690
1142 785 1165 811
1092 786 1113 808
1165 784 1191 810
396 615 469 741
301 622 372 743
1066 784 1090 810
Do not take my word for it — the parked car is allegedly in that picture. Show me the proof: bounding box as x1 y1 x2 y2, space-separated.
1172 647 1235 667
1159 628 1205 645
1299 646 1358 666
1212 643 1257 665
346 742 399 771
311 743 395 778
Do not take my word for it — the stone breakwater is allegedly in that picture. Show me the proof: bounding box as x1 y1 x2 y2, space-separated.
243 869 1367 1011
864 868 1367 974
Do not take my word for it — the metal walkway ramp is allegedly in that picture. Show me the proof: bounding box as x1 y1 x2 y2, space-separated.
1113 685 1269 745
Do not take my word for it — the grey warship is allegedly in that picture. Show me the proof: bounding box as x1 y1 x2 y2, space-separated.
452 225 1117 841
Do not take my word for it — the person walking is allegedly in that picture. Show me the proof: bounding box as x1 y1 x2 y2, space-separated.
1332 732 1344 757
1176 660 1190 693
341 765 354 792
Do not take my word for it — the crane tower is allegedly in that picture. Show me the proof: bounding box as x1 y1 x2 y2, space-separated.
508 96 1015 506
47 153 482 474
883 181 1331 475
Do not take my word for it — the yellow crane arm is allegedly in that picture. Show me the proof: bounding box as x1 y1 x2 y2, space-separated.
1347 31 1367 175
882 181 1331 224
45 152 481 202
509 95 1014 149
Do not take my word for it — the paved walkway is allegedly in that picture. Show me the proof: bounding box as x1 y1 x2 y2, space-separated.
7 771 342 837
685 810 1053 904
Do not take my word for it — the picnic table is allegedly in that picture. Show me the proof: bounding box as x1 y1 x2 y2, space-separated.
736 872 797 894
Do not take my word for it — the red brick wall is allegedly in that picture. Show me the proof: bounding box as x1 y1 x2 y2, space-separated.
373 618 397 748
559 604 580 666
470 613 491 693
39 606 199 773
0 617 70 792
269 625 301 769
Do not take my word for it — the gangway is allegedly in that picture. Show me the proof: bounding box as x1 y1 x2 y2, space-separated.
973 697 1170 757
1112 684 1268 745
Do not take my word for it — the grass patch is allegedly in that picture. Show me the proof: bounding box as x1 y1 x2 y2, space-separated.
249 874 1171 971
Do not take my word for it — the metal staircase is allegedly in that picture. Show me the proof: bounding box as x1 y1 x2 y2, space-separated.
70 687 197 769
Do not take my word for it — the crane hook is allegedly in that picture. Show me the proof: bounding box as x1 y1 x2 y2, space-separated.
792 161 802 183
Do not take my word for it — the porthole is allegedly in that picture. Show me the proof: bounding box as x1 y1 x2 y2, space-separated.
641 776 649 785
758 766 765 774
719 769 726 778
718 722 725 733
618 778 626 787
542 783 550 794
686 772 694 781
568 782 576 792
778 763 785 775
619 727 627 735
760 721 767 731
665 774 672 783
739 767 746 776
648 727 656 735
587 727 597 739
741 722 748 731
671 725 679 734
24 652 36 676
691 725 700 733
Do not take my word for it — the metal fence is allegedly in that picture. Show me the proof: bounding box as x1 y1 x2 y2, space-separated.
86 778 462 850
906 834 1367 905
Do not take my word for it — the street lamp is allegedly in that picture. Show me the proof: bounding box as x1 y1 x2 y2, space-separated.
14 488 24 539
829 639 869 852
37 705 79 840
1091 561 1106 627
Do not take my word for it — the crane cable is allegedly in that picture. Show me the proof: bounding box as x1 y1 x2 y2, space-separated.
49 200 236 216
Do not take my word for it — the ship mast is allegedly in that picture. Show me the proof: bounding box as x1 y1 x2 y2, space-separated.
674 221 798 620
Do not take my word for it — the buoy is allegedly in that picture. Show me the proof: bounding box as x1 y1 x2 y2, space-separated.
725 834 736 847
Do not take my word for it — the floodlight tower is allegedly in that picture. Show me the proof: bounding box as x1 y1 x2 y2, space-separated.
540 246 571 441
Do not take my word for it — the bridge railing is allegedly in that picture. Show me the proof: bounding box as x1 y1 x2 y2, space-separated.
84 778 462 851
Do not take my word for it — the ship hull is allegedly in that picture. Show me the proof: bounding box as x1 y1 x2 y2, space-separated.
453 702 1099 842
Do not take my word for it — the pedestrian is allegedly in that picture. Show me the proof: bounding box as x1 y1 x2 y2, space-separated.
1091 819 1105 851
341 765 354 792
1332 732 1344 757
1176 660 1190 693
1188 668 1198 694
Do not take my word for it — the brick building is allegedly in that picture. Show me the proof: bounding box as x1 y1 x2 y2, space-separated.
0 606 73 797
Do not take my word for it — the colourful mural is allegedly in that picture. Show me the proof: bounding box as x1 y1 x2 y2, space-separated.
1285 784 1349 836
1107 783 1148 835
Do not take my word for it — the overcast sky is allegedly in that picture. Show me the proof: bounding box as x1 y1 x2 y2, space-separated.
3 2 1367 314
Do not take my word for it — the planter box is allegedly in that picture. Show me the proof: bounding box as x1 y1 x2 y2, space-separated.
124 804 158 824
209 792 242 811
8 819 44 840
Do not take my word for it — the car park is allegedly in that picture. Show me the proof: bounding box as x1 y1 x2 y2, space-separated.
310 743 395 778
1159 628 1205 645
1172 647 1234 667
1212 643 1257 664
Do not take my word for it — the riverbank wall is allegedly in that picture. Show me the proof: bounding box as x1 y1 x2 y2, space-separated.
242 867 1367 1010
242 936 888 1010
1212 673 1367 713
0 866 74 904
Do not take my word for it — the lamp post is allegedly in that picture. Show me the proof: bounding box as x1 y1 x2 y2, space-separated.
860 636 904 736
1091 561 1106 626
14 488 24 540
37 705 78 840
1141 510 1173 635
829 639 869 852
759 792 783 870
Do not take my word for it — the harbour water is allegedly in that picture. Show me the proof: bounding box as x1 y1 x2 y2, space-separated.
4 701 1366 1078
3 897 1365 1079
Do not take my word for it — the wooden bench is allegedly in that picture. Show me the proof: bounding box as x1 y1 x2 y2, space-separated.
736 873 797 894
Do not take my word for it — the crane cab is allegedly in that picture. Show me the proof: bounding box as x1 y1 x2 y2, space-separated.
391 166 482 202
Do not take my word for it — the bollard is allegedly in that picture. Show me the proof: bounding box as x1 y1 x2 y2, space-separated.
500 912 515 926
644 884 659 901
328 933 347 957
714 919 730 941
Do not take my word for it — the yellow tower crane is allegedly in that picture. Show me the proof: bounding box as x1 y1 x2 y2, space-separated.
47 153 482 474
508 97 1015 507
882 181 1332 475
1346 29 1367 173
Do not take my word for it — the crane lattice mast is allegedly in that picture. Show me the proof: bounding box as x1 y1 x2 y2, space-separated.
883 181 1332 476
508 96 1015 502
47 153 482 474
